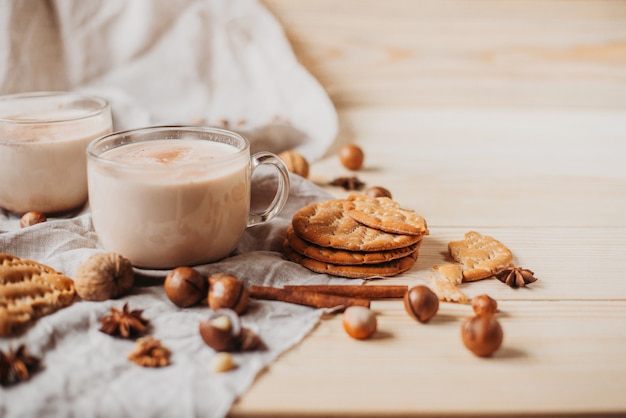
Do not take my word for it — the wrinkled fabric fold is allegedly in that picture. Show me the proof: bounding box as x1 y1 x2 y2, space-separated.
0 0 337 161
0 174 360 418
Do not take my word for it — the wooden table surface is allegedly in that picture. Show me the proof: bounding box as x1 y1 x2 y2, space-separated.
231 1 626 416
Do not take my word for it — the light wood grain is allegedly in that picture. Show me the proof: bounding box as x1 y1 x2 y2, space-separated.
231 105 626 415
264 0 626 109
232 300 626 417
311 107 626 228
232 1 626 416
385 226 626 301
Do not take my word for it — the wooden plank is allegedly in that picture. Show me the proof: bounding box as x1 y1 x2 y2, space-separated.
233 103 626 414
230 300 626 416
310 107 626 228
240 2 626 416
263 0 626 108
395 226 626 301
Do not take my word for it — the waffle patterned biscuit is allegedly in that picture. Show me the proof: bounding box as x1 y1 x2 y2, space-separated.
286 226 421 265
433 264 464 285
343 194 428 236
0 253 75 336
430 276 468 304
283 240 419 279
292 199 421 252
448 231 513 281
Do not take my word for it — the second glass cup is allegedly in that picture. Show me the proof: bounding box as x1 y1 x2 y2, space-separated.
0 91 112 214
87 126 290 269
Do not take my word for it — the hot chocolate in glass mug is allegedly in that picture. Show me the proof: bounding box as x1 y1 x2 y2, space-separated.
86 126 291 269
0 91 112 214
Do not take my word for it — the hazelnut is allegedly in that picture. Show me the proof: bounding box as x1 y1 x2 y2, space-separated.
365 186 392 199
210 352 237 373
278 150 309 178
20 211 47 228
208 273 249 314
471 294 498 316
342 306 377 340
338 144 364 171
461 314 504 357
238 327 263 351
199 309 241 352
199 309 262 352
74 253 134 301
404 285 439 323
164 267 207 308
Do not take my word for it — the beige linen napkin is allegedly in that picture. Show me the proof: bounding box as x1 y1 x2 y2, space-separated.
0 174 361 418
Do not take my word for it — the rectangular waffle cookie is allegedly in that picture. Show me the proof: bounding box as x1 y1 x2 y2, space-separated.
0 253 75 336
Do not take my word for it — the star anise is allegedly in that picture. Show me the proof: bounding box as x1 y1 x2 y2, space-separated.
128 336 171 368
99 303 149 338
0 345 41 386
329 176 365 191
494 266 538 288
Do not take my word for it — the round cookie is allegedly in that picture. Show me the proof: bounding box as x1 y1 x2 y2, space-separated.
292 199 421 252
282 240 419 279
286 226 421 265
343 194 428 236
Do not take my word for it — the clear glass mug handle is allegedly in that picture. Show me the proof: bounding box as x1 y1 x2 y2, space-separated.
247 152 290 227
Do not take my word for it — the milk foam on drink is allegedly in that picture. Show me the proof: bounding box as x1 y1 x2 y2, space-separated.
0 108 112 213
88 138 250 268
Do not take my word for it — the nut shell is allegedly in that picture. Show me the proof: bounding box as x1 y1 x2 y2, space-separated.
74 253 134 301
342 306 377 340
239 327 264 351
365 186 392 199
164 267 207 308
199 309 262 352
278 150 309 178
208 273 249 314
199 309 242 352
339 144 364 171
461 314 504 357
471 294 498 316
20 211 47 228
404 285 439 323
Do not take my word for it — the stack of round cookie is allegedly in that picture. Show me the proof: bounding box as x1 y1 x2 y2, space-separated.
283 194 429 278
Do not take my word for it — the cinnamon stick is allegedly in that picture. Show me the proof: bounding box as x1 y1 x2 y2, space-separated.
249 285 370 311
283 284 408 299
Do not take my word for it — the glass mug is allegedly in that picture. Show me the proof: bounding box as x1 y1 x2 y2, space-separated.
87 126 290 269
0 91 112 214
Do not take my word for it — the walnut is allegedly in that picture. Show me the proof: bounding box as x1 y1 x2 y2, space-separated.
127 336 171 367
278 150 309 178
74 253 134 301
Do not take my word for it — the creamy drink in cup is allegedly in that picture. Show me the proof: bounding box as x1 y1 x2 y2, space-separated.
0 91 112 214
87 126 291 269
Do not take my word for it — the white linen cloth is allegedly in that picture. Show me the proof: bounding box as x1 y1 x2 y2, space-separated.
0 0 337 161
0 174 358 418
0 1 346 417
